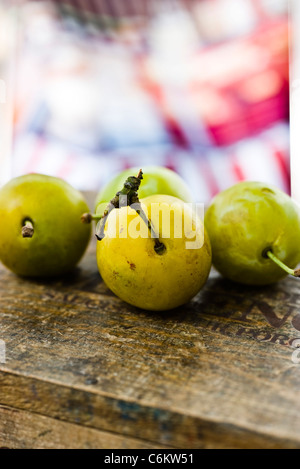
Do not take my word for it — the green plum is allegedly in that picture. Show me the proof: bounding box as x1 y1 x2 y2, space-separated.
95 166 193 212
0 174 91 277
205 181 300 285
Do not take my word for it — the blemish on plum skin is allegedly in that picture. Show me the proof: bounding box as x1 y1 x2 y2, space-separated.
127 261 136 271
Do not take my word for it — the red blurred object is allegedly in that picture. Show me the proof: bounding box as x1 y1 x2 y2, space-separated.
142 19 289 147
8 1 290 201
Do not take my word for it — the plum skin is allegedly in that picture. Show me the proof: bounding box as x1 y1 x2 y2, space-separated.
204 181 300 286
95 166 193 210
0 174 92 278
97 195 212 311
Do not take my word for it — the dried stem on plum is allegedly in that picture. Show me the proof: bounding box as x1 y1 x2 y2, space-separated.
22 220 34 238
95 169 166 254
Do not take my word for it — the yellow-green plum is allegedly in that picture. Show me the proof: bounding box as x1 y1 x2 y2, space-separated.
97 195 212 311
205 181 300 285
0 174 91 277
95 166 193 213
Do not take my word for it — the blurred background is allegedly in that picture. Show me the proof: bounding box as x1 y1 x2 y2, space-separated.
0 0 291 204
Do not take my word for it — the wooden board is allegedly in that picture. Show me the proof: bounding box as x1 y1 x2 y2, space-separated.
0 236 300 449
0 404 171 450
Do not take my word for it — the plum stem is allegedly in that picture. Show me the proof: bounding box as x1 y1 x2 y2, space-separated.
265 250 300 278
95 169 165 254
81 213 103 224
22 220 34 238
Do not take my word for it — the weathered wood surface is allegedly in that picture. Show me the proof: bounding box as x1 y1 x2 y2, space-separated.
0 235 300 448
0 404 170 449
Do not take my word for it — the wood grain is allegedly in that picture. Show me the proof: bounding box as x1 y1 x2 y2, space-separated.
0 404 171 449
0 235 300 448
